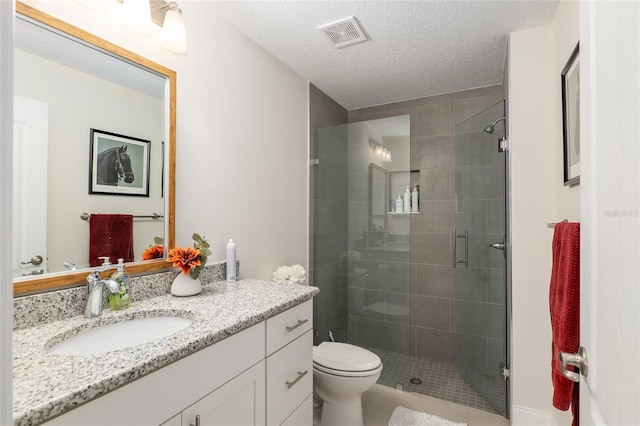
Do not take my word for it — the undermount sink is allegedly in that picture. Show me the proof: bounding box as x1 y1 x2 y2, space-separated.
48 315 193 356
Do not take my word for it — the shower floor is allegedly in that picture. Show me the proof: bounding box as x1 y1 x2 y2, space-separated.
366 347 503 415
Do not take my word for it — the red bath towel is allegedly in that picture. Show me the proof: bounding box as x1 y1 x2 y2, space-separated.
549 222 580 425
89 214 134 267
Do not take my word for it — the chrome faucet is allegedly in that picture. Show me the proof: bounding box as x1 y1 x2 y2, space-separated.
84 271 121 318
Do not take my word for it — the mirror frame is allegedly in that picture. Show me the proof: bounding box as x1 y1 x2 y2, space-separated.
13 2 175 296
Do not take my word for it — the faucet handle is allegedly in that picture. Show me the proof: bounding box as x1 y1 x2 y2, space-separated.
87 271 101 286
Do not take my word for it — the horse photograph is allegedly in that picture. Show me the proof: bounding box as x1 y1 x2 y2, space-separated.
89 129 150 197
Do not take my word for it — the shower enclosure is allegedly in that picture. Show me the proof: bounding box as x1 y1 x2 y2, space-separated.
311 100 508 417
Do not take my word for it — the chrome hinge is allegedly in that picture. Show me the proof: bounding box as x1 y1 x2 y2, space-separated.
500 362 510 380
309 159 320 166
498 137 510 153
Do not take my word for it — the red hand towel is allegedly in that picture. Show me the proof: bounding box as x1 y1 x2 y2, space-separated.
549 222 580 424
89 214 134 267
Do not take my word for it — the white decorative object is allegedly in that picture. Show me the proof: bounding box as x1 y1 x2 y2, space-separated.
171 272 202 296
273 264 306 285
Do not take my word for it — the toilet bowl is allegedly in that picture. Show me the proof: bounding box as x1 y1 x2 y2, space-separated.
313 342 382 426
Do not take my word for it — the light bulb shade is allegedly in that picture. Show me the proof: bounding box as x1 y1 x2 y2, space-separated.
122 0 153 34
375 145 383 156
161 8 188 53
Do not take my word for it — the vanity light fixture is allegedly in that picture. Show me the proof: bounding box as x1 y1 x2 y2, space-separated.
158 3 187 53
122 0 153 34
76 0 188 52
369 140 392 163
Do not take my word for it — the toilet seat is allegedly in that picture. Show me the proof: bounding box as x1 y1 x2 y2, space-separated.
313 342 382 377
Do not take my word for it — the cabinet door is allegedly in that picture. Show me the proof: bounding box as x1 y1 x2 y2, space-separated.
182 361 265 426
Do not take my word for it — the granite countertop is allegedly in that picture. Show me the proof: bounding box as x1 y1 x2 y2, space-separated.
13 279 318 426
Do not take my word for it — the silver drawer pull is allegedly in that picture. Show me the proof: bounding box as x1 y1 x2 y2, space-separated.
286 370 308 389
190 414 201 426
285 318 308 332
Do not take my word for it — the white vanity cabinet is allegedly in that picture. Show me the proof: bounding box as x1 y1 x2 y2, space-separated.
42 300 313 426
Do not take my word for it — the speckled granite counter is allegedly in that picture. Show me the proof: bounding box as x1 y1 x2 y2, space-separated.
13 279 318 426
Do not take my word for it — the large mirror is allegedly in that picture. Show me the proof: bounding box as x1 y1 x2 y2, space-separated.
13 2 175 295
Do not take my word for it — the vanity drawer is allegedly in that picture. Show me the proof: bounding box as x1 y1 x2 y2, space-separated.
266 330 313 426
266 299 312 355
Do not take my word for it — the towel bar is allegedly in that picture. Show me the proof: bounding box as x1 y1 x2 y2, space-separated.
80 212 164 221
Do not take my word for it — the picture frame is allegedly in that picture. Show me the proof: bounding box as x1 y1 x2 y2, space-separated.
89 129 150 196
561 42 580 186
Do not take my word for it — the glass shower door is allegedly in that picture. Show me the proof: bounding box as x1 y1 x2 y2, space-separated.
310 115 413 391
453 101 508 416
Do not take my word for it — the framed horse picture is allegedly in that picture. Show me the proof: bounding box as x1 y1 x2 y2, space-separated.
89 129 150 196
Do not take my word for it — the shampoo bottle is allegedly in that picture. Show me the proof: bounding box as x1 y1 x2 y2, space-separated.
403 186 411 212
226 239 237 282
411 185 420 212
109 258 131 311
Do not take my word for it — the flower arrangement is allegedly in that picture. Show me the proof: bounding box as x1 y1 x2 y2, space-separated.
168 233 211 279
272 264 306 284
142 236 165 260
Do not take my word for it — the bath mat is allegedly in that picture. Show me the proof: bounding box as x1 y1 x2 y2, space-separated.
388 406 468 426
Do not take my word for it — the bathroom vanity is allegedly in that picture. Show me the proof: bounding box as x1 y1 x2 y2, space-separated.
12 279 317 426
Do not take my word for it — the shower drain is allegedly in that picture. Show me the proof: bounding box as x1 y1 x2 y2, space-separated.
410 378 423 385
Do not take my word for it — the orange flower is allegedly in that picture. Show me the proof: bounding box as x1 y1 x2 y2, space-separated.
142 245 164 260
168 247 202 275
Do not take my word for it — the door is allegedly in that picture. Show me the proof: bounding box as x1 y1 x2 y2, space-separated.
579 1 640 424
13 96 48 277
453 101 508 417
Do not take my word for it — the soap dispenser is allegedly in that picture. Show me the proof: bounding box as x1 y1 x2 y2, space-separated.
109 258 131 311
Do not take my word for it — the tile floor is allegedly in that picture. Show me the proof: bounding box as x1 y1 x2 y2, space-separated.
362 384 509 426
367 347 505 415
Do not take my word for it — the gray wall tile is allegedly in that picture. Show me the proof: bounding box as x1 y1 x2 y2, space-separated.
416 327 453 363
411 295 451 330
415 264 454 298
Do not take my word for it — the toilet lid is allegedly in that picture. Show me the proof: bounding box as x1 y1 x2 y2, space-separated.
313 342 381 372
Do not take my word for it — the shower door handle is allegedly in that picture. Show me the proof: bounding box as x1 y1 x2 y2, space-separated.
453 229 469 268
489 242 505 251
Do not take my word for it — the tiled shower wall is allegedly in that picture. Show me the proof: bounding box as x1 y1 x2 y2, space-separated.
309 84 348 344
348 85 504 363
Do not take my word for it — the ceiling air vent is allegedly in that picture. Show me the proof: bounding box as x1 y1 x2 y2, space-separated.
318 16 368 48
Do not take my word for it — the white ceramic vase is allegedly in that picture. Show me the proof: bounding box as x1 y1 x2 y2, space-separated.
171 271 202 296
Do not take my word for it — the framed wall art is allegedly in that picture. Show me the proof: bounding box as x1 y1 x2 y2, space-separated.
561 42 580 186
89 128 150 196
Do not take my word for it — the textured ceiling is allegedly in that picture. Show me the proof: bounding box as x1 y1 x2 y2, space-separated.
212 1 559 110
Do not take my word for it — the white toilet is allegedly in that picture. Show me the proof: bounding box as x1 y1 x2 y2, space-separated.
313 342 383 426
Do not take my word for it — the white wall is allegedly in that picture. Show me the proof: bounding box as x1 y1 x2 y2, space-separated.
508 1 579 424
18 0 310 280
15 50 164 270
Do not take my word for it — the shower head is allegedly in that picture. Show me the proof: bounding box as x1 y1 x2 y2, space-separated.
483 117 505 134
